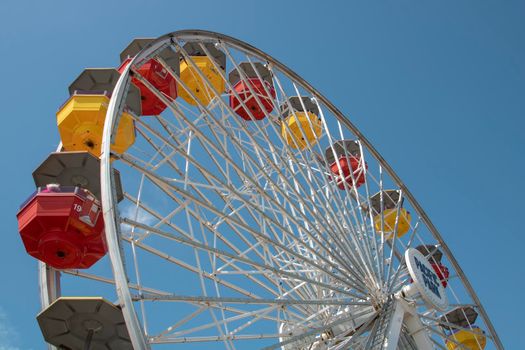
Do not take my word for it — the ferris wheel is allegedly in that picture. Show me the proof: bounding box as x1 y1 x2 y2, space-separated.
16 30 502 350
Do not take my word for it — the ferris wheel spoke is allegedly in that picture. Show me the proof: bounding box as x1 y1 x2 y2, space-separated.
124 178 358 301
160 305 279 340
117 149 368 294
122 232 327 315
324 309 380 350
227 306 278 338
121 217 369 300
155 304 375 346
170 299 289 324
152 303 288 340
150 333 283 344
357 171 385 289
375 163 390 285
135 121 276 254
62 269 170 297
124 186 332 305
135 293 367 307
147 186 364 298
379 189 408 290
288 82 379 283
153 305 208 339
224 48 372 270
263 308 378 350
134 294 367 330
177 199 231 347
123 227 286 350
172 120 360 278
189 41 371 266
120 235 262 299
351 141 385 287
133 127 189 174
134 58 372 286
125 208 284 302
386 220 424 294
180 124 368 286
123 192 200 243
268 73 380 284
319 122 381 288
127 173 151 336
136 120 271 246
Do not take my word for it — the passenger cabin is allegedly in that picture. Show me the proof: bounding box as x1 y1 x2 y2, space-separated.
179 42 226 106
37 297 132 349
17 185 106 269
325 140 367 190
281 96 322 150
369 190 411 238
229 62 275 120
118 38 179 116
57 68 139 157
441 307 487 350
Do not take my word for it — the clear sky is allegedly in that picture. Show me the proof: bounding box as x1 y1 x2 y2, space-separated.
0 0 523 348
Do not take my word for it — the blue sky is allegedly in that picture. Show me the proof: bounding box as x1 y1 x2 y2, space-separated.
0 0 523 348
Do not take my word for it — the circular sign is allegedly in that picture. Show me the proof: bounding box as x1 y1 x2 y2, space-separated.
405 248 448 311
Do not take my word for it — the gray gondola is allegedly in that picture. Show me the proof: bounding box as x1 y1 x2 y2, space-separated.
37 297 132 350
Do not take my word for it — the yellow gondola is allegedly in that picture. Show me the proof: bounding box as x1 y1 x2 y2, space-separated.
179 42 226 106
57 94 135 157
446 327 486 350
370 190 411 238
281 96 322 150
373 208 411 238
57 68 140 157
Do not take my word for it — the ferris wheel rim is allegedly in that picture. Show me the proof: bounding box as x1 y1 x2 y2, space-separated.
94 29 503 349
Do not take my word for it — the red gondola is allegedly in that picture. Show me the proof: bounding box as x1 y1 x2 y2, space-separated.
119 38 179 116
326 140 367 190
17 185 106 269
229 62 275 120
